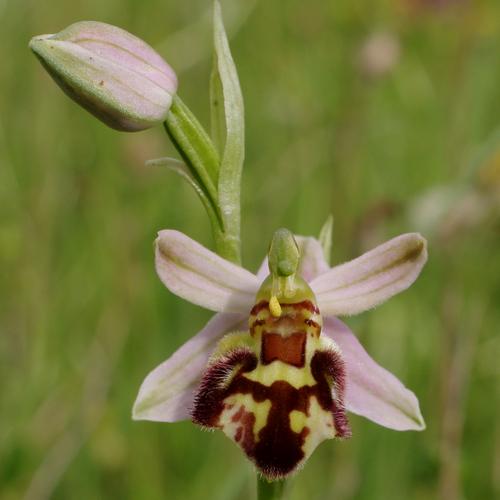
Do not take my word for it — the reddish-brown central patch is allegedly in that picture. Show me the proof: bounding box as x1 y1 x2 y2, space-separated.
261 332 306 367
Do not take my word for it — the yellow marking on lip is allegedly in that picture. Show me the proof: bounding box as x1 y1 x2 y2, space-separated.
289 410 308 434
210 331 256 360
220 393 271 442
300 396 338 457
243 361 316 388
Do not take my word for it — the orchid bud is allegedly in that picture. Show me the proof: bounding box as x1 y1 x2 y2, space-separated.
29 21 178 132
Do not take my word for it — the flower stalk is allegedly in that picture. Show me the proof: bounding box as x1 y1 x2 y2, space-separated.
161 93 242 265
164 96 220 206
257 477 285 500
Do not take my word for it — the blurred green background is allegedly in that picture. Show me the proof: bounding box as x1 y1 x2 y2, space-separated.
1 0 499 498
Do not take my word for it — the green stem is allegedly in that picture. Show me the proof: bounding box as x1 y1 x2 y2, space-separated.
162 96 241 265
164 95 220 213
257 477 286 500
214 230 241 265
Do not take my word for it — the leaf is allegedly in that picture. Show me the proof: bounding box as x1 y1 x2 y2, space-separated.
210 60 226 154
212 0 245 256
163 97 220 202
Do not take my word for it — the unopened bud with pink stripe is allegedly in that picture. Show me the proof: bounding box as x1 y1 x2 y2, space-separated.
30 21 178 131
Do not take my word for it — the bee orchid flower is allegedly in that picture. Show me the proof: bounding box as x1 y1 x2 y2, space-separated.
133 228 427 480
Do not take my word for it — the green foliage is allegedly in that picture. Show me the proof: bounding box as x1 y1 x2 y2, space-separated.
1 0 499 499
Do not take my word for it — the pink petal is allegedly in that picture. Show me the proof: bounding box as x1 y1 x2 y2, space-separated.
296 236 330 281
155 230 260 313
133 313 246 422
324 317 425 431
311 233 427 316
62 21 177 93
256 257 268 280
